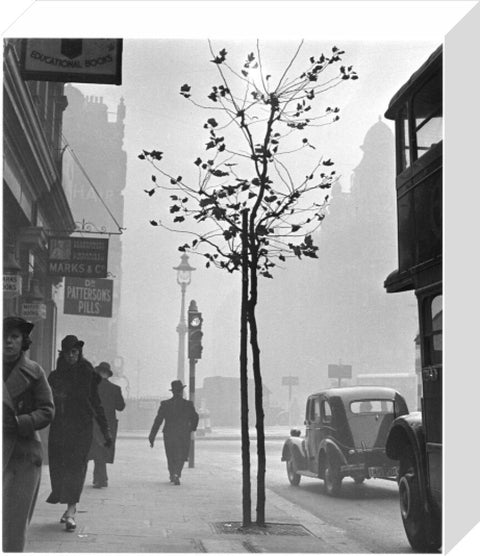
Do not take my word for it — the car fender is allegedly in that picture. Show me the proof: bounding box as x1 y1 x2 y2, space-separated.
317 438 347 476
281 437 307 469
385 412 429 501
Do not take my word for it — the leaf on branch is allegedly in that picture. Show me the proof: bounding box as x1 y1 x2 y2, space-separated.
210 169 229 178
144 189 156 197
323 159 334 166
174 216 185 223
207 118 218 128
150 220 159 226
194 157 202 166
170 205 181 213
170 195 179 201
291 224 301 233
138 154 145 160
211 48 227 65
180 84 191 98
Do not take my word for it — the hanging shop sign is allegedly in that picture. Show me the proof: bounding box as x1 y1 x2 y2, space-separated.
20 39 123 85
3 274 22 299
47 236 109 278
64 277 113 318
21 302 47 322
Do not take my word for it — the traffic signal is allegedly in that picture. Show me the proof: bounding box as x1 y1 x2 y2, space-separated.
188 310 203 360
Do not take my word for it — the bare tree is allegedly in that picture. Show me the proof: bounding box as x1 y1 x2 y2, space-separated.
140 40 357 526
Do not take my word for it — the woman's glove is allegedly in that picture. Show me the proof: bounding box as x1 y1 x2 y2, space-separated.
104 432 113 448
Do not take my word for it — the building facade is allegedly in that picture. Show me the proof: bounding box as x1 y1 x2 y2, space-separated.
3 39 75 372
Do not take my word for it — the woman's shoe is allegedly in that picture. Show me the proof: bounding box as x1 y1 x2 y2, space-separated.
60 511 68 523
65 516 76 532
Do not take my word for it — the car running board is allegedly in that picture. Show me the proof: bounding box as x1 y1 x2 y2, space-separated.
297 470 318 478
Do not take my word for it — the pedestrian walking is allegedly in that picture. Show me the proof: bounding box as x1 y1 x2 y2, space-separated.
3 316 55 552
148 380 199 485
88 361 125 488
46 335 112 532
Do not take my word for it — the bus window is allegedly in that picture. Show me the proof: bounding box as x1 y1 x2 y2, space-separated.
396 105 410 173
413 73 442 158
423 294 442 366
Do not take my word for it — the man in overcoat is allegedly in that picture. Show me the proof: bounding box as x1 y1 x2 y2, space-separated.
149 380 199 485
88 362 125 488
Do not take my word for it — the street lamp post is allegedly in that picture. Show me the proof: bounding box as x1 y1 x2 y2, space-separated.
174 253 195 383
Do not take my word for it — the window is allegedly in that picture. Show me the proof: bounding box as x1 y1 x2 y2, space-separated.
413 73 442 157
423 294 442 366
350 400 394 414
396 106 410 173
321 400 332 424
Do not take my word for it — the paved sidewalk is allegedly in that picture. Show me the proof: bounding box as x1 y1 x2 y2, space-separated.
25 436 368 553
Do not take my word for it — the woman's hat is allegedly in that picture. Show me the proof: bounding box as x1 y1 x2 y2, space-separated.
170 380 186 392
61 335 84 352
3 316 34 335
96 361 113 377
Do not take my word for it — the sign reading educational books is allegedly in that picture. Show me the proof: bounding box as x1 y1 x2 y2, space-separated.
21 39 123 84
47 237 109 278
64 278 113 318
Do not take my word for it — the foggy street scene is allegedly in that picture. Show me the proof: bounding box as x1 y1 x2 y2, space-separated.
2 1 479 555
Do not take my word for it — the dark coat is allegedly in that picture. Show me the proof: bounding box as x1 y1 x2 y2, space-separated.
3 353 55 471
149 396 199 462
46 358 109 504
88 378 125 463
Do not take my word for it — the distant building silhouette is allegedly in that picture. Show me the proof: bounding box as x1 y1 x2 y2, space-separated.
256 117 417 405
57 87 127 363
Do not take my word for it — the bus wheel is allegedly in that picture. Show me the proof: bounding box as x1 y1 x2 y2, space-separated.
398 450 441 551
286 452 301 486
324 453 342 496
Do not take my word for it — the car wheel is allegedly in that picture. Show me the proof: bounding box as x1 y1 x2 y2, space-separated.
398 448 441 551
324 453 342 496
286 452 301 486
353 476 365 485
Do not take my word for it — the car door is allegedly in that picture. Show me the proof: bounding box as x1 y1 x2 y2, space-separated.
306 395 321 471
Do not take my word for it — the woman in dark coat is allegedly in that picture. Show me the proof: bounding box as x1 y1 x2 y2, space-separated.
3 316 55 552
46 335 112 532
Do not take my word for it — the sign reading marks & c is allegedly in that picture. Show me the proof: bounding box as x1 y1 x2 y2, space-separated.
64 278 113 318
47 237 109 278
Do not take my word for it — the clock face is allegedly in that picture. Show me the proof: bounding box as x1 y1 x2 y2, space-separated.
190 317 201 327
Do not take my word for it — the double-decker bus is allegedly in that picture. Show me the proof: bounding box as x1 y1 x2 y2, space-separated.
383 46 442 552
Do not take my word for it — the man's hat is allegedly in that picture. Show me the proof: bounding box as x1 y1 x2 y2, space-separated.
61 335 84 352
170 380 186 392
96 361 113 377
3 316 34 335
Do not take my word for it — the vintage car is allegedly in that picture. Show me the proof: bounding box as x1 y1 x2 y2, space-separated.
281 386 409 495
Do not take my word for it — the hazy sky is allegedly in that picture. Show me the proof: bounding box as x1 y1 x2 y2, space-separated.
2 2 476 400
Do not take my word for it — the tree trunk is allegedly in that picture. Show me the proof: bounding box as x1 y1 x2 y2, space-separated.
248 244 266 527
240 210 251 526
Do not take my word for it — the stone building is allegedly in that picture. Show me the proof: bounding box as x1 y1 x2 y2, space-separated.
55 85 127 367
3 39 75 372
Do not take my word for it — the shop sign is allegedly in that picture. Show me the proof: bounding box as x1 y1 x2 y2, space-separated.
3 274 22 298
21 39 122 84
47 237 109 278
64 277 113 318
21 302 47 321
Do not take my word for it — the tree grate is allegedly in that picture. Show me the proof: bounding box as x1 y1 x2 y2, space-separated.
211 522 313 536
